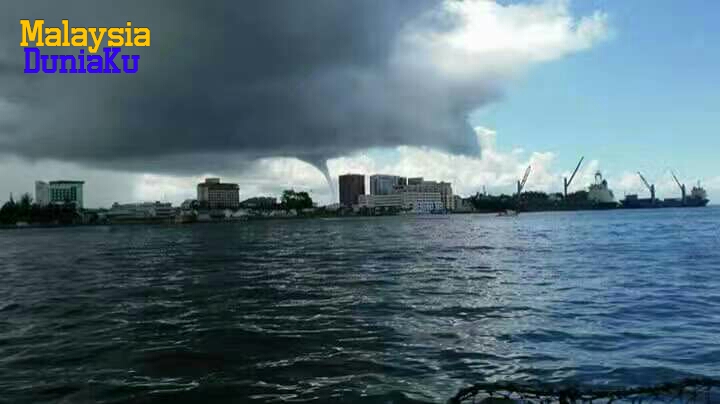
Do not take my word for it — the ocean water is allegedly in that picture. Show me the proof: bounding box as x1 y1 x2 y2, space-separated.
1 208 719 403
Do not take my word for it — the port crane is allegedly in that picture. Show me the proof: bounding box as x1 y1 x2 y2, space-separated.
564 156 585 200
637 172 656 203
517 165 531 196
498 165 531 215
671 170 687 204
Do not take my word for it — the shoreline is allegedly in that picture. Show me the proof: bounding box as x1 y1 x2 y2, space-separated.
1 205 716 231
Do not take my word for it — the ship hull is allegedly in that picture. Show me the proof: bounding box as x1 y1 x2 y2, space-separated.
662 198 684 208
621 198 660 209
684 198 709 207
622 198 709 209
592 202 620 210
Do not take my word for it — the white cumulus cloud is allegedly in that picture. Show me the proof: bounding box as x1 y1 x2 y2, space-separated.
395 0 609 82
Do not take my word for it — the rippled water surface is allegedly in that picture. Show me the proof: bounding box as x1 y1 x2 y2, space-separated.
1 208 720 403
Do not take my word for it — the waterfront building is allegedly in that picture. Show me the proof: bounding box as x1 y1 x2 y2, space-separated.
106 202 176 222
453 195 475 213
358 191 443 213
339 174 365 207
398 178 454 211
402 191 443 213
358 193 403 209
370 175 407 195
197 178 240 209
453 195 463 211
35 180 85 209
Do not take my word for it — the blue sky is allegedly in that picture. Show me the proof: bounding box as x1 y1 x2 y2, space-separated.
471 0 719 186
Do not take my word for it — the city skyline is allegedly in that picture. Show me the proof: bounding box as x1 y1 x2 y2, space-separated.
4 133 714 209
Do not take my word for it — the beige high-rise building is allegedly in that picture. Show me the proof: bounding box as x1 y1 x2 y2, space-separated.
197 178 240 209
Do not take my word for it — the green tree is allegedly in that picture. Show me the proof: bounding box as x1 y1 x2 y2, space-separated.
470 193 515 212
0 195 18 224
17 193 32 222
281 190 313 211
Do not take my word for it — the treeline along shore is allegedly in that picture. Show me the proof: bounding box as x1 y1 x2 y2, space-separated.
2 188 709 230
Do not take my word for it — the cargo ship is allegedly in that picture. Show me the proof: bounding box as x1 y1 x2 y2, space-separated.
562 158 619 209
495 159 710 213
662 182 710 208
621 171 709 209
587 172 620 209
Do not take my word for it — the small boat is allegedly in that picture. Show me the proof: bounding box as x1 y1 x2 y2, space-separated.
497 209 518 217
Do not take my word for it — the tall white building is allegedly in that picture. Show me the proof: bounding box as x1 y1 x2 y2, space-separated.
35 180 84 209
369 175 407 195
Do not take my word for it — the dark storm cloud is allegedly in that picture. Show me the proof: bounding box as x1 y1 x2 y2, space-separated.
0 0 485 176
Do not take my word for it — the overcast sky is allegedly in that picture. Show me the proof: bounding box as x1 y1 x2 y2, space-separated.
1 0 717 207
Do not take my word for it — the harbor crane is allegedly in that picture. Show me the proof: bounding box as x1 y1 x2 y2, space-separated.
517 165 531 196
504 165 531 214
564 156 585 200
637 172 656 203
671 170 686 204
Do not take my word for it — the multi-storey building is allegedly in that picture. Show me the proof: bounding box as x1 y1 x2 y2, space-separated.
339 174 365 207
358 191 443 213
35 180 85 209
358 193 403 209
197 178 240 209
401 178 454 211
107 202 176 221
369 175 407 195
454 195 475 212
